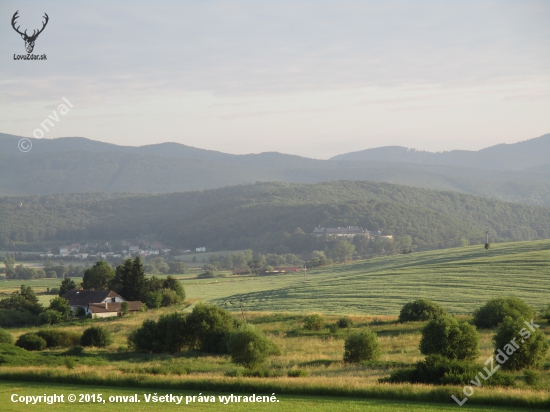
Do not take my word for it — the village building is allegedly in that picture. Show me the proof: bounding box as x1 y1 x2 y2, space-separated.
62 289 142 318
310 226 366 237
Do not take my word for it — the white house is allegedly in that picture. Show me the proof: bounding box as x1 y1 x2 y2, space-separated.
62 290 142 318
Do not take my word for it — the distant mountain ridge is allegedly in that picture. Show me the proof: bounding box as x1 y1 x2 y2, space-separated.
2 132 549 170
330 134 550 170
0 132 549 205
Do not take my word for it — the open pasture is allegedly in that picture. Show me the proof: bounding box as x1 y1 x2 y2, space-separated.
180 240 550 315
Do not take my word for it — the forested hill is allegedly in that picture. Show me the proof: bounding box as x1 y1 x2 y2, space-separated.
1 181 548 252
331 133 550 170
1 133 549 206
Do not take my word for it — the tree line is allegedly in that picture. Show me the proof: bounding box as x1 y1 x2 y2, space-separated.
0 257 186 327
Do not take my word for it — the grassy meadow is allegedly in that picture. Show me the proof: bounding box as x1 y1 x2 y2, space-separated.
1 240 549 410
190 240 550 314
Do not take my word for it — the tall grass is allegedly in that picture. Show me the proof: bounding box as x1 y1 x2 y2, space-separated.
0 368 548 409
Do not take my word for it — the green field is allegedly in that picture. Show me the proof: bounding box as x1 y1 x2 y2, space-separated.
177 240 550 315
1 240 549 411
0 381 543 412
2 240 548 316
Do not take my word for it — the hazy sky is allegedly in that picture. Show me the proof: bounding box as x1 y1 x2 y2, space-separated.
1 0 549 158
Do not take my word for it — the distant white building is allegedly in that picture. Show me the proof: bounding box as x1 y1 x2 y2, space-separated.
310 226 366 238
196 247 206 252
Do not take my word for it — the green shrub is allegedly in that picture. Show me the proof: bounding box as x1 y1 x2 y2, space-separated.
168 262 187 275
398 299 446 323
185 303 241 353
160 288 180 307
36 330 82 348
523 370 540 386
64 357 76 369
15 333 47 351
337 317 353 328
58 278 76 296
287 369 308 377
0 328 14 345
128 320 159 352
420 316 479 361
145 291 163 309
64 345 84 356
129 304 239 355
227 325 281 369
196 270 216 278
163 276 186 300
225 366 284 378
0 309 40 328
80 326 113 348
473 297 535 329
120 301 129 316
343 329 381 363
540 303 550 322
493 316 549 371
39 310 63 326
48 297 72 320
303 314 325 331
381 354 514 386
128 313 189 353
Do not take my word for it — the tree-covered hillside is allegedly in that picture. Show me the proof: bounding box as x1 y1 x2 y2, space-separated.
1 133 549 206
0 181 548 253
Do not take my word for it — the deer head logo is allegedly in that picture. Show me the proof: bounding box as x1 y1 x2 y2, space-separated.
11 11 49 54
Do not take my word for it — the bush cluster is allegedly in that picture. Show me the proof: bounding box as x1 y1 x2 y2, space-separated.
80 326 113 348
381 354 514 386
128 304 279 369
0 328 14 345
303 314 325 331
15 333 47 351
343 329 381 363
337 317 353 328
185 303 242 353
227 325 281 369
36 330 82 348
493 316 549 371
398 299 446 323
128 313 188 353
129 304 241 354
420 316 479 361
473 297 535 329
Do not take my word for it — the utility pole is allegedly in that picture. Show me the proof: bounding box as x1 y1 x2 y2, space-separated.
239 300 247 324
486 231 489 244
303 263 307 282
229 299 247 324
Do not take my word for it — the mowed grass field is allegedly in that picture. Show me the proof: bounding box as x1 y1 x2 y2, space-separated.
179 240 550 315
0 382 543 412
0 240 549 411
2 240 548 315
